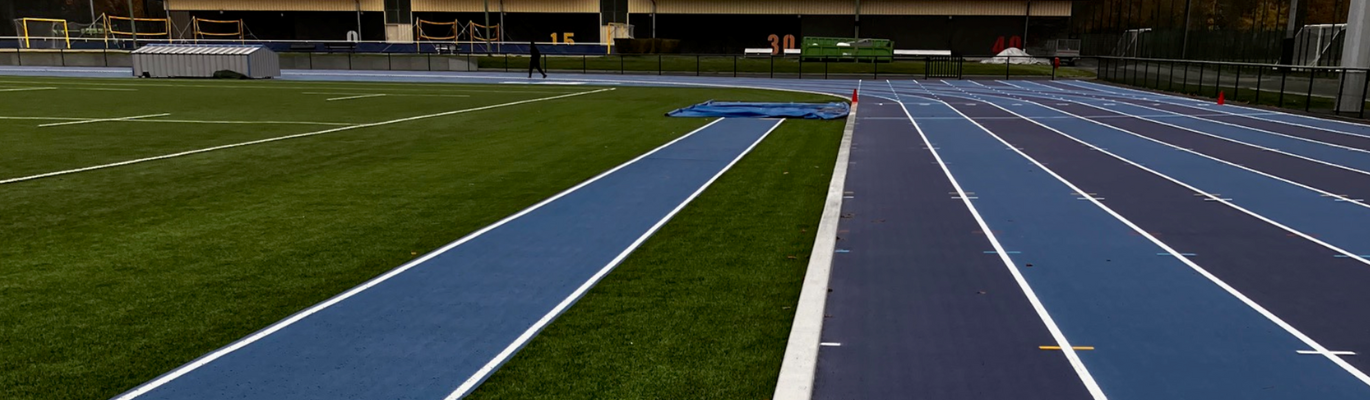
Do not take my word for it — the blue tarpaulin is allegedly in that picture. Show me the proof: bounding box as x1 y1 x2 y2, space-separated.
666 101 850 120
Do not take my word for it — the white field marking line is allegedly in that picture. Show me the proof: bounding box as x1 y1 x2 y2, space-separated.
1056 97 1370 179
913 88 1370 389
773 98 858 400
123 119 356 126
326 93 387 101
1037 80 1370 140
63 87 138 91
303 91 471 98
445 119 786 400
0 115 350 126
0 86 57 92
973 92 1370 264
898 80 1108 399
3 88 612 186
37 113 170 127
112 107 707 400
819 342 842 347
0 79 582 94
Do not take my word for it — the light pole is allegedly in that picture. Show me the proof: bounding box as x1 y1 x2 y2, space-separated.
127 0 139 48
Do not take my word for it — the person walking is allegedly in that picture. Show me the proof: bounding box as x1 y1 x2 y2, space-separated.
528 41 547 79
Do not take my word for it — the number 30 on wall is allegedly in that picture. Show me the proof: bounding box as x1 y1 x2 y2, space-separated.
768 34 796 56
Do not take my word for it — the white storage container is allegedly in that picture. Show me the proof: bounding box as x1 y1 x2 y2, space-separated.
132 44 280 79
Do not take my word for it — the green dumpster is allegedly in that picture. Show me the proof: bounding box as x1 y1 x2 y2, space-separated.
801 37 894 62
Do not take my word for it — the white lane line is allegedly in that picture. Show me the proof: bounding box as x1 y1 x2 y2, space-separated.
898 80 1108 400
445 119 787 400
910 89 1370 389
121 119 355 126
4 88 613 186
1045 81 1370 141
1058 99 1370 179
819 342 842 347
0 116 87 121
0 86 57 92
1061 80 1370 130
326 93 387 101
38 113 170 127
773 98 858 400
1300 350 1358 356
1096 100 1370 154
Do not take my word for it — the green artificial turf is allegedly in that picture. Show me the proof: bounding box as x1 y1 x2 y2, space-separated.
466 117 842 400
0 76 843 400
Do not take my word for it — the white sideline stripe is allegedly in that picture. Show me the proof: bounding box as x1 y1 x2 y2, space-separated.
1093 100 1370 155
443 118 785 400
772 103 858 400
66 87 138 91
123 119 355 126
38 113 170 127
958 93 1370 385
819 342 842 347
905 80 1108 399
0 115 350 126
304 91 471 98
0 79 581 94
326 93 387 101
0 86 57 92
3 88 612 186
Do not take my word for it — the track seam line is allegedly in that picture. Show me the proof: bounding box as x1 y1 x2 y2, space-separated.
899 80 1108 400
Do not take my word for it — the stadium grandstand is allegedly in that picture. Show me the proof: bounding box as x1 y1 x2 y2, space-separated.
133 0 1071 54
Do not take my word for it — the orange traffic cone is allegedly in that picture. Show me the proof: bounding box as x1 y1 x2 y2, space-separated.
1217 91 1225 105
852 89 859 104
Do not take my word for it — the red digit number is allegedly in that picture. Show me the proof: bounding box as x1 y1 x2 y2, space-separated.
783 34 796 50
768 34 780 55
992 36 1006 53
1009 36 1022 49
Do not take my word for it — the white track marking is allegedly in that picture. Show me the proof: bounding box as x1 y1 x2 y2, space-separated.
0 116 86 121
897 80 1108 399
1061 80 1370 130
444 119 785 400
37 113 170 127
65 87 138 91
1089 101 1370 154
1300 350 1358 356
325 93 387 101
3 88 612 186
773 100 857 400
901 87 1370 388
0 86 57 92
819 342 842 347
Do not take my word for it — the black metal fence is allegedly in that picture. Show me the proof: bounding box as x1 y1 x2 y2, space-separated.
0 46 1087 80
1097 56 1369 119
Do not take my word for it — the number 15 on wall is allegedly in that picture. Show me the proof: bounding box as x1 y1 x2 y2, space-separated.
550 32 575 45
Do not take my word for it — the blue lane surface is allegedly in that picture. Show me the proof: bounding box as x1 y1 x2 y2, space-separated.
893 81 1370 400
815 101 1089 400
914 83 1370 383
117 117 781 400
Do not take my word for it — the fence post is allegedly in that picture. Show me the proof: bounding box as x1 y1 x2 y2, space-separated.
1197 63 1205 95
1233 65 1241 101
770 55 774 79
348 52 353 70
1005 56 1011 79
799 55 803 79
696 55 700 76
1214 64 1222 95
1306 68 1316 112
733 55 737 78
59 48 65 66
504 53 508 72
874 56 879 80
387 52 392 70
1181 62 1189 93
824 58 828 79
103 47 109 67
620 55 624 74
1255 65 1264 105
1361 71 1368 119
583 54 587 74
1168 60 1176 91
1334 69 1347 116
1278 67 1288 108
